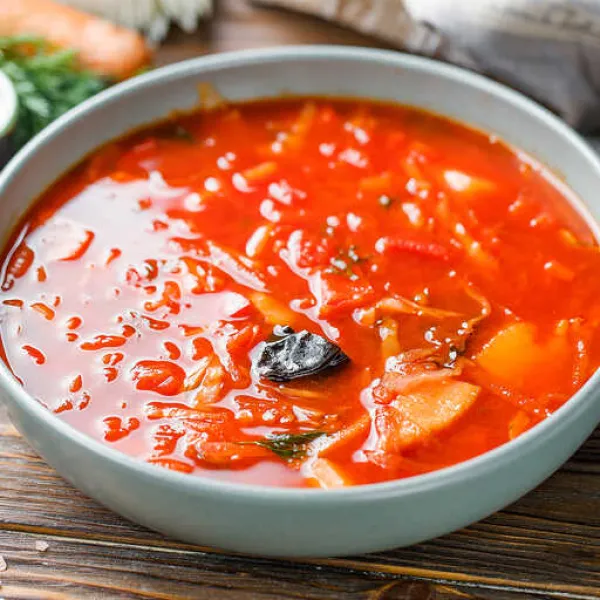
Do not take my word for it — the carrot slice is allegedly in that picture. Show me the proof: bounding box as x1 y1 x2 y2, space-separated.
251 292 297 326
190 441 271 467
242 162 278 182
0 0 152 80
312 271 375 318
376 296 461 319
317 414 371 458
375 236 450 261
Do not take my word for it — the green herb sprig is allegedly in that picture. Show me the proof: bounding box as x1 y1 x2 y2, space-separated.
0 36 108 149
246 431 326 461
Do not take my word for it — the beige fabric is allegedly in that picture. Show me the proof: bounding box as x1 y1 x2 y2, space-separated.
257 0 440 55
255 0 600 131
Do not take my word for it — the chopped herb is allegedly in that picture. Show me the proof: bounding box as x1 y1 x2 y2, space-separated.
326 245 369 280
327 262 359 280
0 36 108 149
347 245 365 263
378 194 395 209
250 431 326 461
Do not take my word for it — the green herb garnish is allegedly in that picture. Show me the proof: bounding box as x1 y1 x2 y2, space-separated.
326 245 369 280
0 36 108 149
248 431 326 461
347 245 364 263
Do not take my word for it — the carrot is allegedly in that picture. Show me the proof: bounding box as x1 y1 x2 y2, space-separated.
317 414 371 458
0 0 152 80
192 441 272 467
250 292 297 326
359 172 392 193
242 162 278 182
376 296 462 319
245 225 273 258
375 236 451 261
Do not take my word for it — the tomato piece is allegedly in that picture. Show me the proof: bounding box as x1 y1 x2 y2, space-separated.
151 423 185 456
189 356 229 406
131 360 186 396
2 242 34 291
232 395 297 427
102 416 140 442
31 302 55 321
144 280 182 314
80 335 126 351
187 440 271 467
311 270 375 318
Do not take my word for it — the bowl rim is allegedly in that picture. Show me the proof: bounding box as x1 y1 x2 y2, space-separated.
0 70 18 138
1 44 599 502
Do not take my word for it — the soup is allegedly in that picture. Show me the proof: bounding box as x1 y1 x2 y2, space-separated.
1 98 599 488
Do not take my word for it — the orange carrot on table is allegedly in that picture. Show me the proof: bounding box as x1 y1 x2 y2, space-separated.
0 0 152 80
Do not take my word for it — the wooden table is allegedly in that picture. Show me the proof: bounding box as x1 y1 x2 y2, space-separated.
1 1 600 598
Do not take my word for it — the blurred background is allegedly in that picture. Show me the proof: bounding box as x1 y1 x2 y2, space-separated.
2 0 600 157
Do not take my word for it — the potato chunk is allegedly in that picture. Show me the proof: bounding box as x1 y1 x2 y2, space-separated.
374 380 480 454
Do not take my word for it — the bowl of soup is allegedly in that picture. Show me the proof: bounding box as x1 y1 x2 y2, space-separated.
0 46 598 558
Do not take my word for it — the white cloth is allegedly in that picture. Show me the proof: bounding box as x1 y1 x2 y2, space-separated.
59 0 212 41
256 0 600 131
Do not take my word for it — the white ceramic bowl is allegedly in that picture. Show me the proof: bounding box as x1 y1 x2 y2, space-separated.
0 47 599 558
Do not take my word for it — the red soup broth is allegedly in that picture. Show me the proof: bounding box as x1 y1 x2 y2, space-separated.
1 98 599 488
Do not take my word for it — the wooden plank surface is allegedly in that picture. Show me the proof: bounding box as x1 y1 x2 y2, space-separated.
2 399 600 599
155 0 387 67
1 1 599 598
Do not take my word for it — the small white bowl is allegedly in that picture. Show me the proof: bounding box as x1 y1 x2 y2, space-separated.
0 70 18 168
0 46 599 558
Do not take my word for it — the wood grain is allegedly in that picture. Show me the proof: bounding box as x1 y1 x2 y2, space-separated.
1 401 600 599
154 0 386 68
0 1 599 598
0 530 549 600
